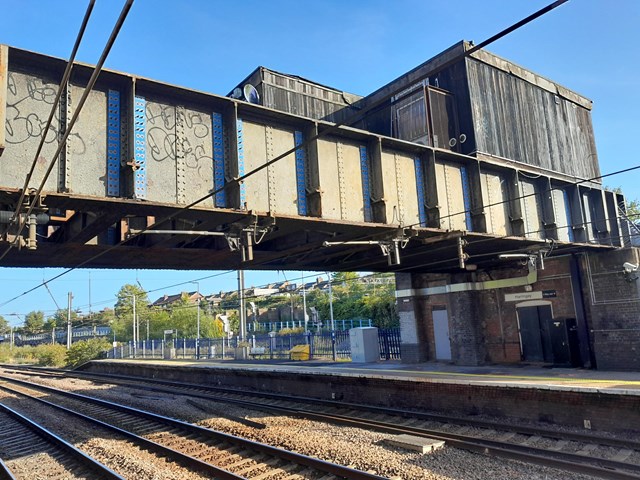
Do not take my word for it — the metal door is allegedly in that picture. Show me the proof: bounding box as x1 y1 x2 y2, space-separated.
548 318 571 366
517 305 553 362
433 308 452 361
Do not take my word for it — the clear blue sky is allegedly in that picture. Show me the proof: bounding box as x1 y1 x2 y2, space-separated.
0 0 638 324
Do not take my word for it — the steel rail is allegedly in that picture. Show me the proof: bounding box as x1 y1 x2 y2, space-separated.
0 383 245 480
0 398 124 479
26 365 640 452
11 366 640 480
89 376 640 479
1 375 386 480
74 376 640 480
0 458 16 480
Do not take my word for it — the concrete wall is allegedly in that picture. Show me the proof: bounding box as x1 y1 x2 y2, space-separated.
85 360 640 434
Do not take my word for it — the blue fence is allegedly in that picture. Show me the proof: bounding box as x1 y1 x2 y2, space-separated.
106 328 401 362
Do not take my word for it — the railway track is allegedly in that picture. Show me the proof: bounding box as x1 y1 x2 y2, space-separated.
0 374 385 479
4 365 640 480
0 395 123 479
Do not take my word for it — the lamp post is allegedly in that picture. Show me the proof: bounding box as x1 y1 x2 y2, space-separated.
250 301 257 332
123 293 137 358
190 281 200 359
327 273 335 332
8 313 22 351
302 273 308 334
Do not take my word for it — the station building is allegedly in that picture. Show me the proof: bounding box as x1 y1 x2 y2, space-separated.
230 41 640 371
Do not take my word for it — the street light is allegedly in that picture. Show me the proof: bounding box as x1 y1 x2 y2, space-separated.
123 293 137 358
327 273 335 332
250 301 257 332
9 313 22 351
190 281 200 359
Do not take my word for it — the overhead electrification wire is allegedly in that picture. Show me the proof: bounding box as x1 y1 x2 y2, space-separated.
7 0 96 234
0 0 570 307
0 0 134 262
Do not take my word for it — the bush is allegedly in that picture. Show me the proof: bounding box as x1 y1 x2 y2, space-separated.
33 344 67 367
66 338 112 368
277 327 305 336
0 344 36 364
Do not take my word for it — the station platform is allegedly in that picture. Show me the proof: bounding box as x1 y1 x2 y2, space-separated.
84 359 640 433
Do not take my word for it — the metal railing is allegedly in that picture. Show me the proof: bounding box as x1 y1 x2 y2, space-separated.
106 328 401 362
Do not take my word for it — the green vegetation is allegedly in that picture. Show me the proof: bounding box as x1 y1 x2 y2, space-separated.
110 284 225 342
4 272 398 358
66 338 112 368
253 272 399 329
0 338 111 368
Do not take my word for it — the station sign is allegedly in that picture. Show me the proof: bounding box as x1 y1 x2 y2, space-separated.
504 290 558 302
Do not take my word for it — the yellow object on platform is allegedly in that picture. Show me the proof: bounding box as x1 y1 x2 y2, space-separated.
290 344 310 361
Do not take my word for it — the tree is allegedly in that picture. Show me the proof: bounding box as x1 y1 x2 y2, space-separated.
114 284 149 319
45 309 79 331
24 310 45 334
0 315 9 335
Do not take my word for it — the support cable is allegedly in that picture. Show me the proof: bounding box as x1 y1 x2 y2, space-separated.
0 0 575 305
7 0 96 233
0 0 134 262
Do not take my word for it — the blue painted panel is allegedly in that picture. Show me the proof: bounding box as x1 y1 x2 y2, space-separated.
133 96 147 199
413 157 427 227
563 189 575 242
107 90 120 197
294 131 307 216
212 112 226 207
359 146 372 222
237 118 246 208
460 166 473 231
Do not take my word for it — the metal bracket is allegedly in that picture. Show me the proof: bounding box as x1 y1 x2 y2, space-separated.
323 229 415 266
225 216 276 262
12 192 49 250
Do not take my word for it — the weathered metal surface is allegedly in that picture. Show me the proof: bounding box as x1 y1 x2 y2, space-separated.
436 161 468 231
68 83 108 196
480 168 511 236
3 69 60 192
0 44 6 155
0 45 624 272
378 149 422 227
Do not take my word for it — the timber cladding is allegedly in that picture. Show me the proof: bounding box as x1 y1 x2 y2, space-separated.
465 56 599 180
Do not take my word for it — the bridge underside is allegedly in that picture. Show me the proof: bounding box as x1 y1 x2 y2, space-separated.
0 191 609 272
0 46 624 273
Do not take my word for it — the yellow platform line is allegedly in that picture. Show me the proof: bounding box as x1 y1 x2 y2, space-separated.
121 360 640 387
312 366 640 386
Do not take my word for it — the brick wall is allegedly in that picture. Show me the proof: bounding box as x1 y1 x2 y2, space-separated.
580 248 640 370
397 249 640 370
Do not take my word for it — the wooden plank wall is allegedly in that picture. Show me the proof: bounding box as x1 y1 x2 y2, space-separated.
466 58 600 181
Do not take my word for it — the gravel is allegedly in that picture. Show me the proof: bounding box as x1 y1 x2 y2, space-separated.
0 368 605 480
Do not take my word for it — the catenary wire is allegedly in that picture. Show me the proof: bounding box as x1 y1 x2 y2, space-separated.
0 0 134 261
0 0 579 307
7 0 96 233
